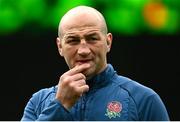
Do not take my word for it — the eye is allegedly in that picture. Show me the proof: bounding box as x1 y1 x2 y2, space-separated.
90 37 98 40
87 36 99 42
66 38 80 45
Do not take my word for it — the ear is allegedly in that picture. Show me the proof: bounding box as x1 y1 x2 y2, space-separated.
56 37 64 56
106 33 113 52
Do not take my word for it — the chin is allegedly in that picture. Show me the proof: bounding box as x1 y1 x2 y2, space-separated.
81 69 90 76
83 68 95 79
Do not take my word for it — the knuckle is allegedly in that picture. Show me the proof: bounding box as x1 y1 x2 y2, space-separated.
69 82 74 89
61 76 71 85
73 67 79 73
79 73 86 79
80 79 86 84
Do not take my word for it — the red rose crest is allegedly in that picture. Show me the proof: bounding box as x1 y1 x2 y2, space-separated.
105 101 122 119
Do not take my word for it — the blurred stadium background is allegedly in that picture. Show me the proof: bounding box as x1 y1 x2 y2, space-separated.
0 0 179 35
0 0 179 120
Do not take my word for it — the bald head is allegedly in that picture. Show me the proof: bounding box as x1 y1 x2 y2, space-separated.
58 6 108 38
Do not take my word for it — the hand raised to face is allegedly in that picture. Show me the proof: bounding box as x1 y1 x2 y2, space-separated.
56 63 90 110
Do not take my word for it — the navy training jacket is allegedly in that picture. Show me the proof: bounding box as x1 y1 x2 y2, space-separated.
21 64 169 121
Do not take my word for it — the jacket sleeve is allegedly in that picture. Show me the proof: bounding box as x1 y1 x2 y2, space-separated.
140 93 170 121
37 99 73 121
21 89 73 121
21 98 37 120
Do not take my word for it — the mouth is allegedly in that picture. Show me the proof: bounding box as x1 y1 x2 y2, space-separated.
75 59 92 65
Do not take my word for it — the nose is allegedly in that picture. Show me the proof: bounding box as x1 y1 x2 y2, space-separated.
77 39 91 56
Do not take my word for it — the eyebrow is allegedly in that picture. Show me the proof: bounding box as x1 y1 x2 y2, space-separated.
63 35 79 40
85 31 99 36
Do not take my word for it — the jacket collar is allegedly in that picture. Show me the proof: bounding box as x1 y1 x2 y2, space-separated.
87 64 116 90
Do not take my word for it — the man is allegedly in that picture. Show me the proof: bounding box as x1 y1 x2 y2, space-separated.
21 6 169 121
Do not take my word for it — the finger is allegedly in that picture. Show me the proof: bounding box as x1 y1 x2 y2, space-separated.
70 79 86 87
69 73 86 81
74 84 89 97
79 85 89 93
66 63 90 76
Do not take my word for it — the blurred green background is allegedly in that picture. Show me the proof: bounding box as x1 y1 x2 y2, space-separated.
0 0 179 35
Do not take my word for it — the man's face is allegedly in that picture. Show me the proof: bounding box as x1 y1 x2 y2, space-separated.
57 13 112 79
